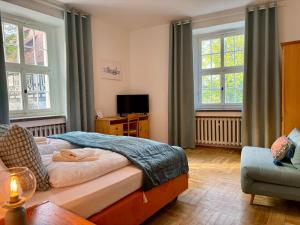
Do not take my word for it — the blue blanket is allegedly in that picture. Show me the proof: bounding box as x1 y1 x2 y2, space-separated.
49 132 189 190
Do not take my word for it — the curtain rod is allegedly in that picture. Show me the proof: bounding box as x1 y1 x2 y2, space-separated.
247 2 277 11
173 19 191 25
67 9 88 18
191 1 278 24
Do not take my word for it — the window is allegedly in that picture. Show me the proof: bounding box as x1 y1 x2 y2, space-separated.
2 19 53 117
195 30 244 110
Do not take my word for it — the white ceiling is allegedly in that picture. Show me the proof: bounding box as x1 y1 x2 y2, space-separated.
57 0 268 30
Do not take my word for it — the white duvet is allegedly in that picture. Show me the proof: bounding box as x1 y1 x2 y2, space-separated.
40 141 130 188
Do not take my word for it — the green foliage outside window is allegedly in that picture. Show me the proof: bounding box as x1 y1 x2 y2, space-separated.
200 33 244 107
201 38 221 69
202 75 221 104
3 23 19 63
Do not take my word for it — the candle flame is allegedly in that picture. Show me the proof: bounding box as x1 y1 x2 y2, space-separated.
10 176 18 197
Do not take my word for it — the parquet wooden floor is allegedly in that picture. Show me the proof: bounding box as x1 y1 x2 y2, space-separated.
144 147 300 225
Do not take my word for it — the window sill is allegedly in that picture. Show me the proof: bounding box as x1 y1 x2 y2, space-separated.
10 115 66 123
10 116 66 129
196 109 242 112
196 110 242 117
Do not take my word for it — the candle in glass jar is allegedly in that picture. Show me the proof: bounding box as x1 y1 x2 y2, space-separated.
9 176 19 203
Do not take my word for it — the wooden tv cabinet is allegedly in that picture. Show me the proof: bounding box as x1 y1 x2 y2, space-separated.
95 114 149 138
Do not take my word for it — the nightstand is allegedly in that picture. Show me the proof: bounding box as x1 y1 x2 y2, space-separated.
0 201 95 225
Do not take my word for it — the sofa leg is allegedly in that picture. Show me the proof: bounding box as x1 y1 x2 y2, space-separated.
250 194 255 205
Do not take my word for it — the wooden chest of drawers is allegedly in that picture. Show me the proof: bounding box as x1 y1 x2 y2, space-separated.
95 115 149 138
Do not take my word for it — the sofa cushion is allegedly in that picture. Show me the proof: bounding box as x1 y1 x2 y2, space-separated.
241 146 300 188
288 128 300 169
271 136 291 160
0 124 50 191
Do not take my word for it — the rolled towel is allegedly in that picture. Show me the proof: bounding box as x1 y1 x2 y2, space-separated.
34 137 49 145
60 148 96 160
52 152 98 162
52 148 98 162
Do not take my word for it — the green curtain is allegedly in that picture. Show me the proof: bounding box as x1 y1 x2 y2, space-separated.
242 5 280 148
65 11 95 132
0 12 9 124
168 20 195 148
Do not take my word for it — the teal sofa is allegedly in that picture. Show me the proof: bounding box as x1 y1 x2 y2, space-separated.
241 129 300 204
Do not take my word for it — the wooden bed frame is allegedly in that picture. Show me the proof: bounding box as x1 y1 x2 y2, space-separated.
88 174 188 225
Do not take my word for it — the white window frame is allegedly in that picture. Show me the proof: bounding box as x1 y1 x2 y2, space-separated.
194 28 244 110
2 14 58 118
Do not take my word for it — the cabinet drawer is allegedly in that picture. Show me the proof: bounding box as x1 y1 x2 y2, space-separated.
138 120 149 138
109 124 123 135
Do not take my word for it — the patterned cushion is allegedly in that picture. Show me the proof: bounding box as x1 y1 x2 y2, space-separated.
0 124 9 137
0 124 50 191
271 136 292 161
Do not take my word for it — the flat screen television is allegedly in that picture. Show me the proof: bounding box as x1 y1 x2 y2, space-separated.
117 95 149 115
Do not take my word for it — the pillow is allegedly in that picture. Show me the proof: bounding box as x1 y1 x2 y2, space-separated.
37 144 57 155
0 124 9 137
288 128 300 169
271 136 292 161
0 124 50 191
37 138 79 155
48 138 79 150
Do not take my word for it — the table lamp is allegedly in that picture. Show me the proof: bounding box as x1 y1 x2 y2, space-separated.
0 167 36 225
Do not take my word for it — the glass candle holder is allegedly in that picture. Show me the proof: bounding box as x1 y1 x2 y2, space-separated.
0 167 36 225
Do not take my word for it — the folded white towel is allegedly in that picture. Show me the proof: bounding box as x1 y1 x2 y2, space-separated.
34 137 49 145
52 148 98 162
52 153 98 162
60 148 96 160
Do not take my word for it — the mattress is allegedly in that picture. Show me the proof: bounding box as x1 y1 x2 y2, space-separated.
26 165 143 218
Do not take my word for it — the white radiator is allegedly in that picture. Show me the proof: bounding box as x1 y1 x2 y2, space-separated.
13 117 66 137
195 113 242 147
27 124 66 137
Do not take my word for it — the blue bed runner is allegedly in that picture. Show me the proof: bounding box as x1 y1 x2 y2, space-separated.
49 132 189 190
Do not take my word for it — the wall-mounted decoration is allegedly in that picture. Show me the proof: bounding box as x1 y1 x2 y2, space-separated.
100 59 122 80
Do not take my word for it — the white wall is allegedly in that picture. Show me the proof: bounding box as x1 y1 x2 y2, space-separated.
129 25 169 142
91 18 170 142
89 0 300 142
278 0 300 43
127 0 300 143
91 17 130 117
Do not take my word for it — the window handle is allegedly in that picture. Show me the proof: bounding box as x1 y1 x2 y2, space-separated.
24 89 28 94
221 87 224 91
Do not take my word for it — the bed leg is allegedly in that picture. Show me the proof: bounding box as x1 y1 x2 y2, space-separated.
250 194 255 205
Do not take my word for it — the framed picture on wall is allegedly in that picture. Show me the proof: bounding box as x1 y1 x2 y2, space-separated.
100 59 122 80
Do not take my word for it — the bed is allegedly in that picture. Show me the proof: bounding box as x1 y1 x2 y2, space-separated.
26 166 187 225
34 135 188 225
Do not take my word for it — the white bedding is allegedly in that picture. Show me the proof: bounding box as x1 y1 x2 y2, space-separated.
37 138 79 155
0 166 143 219
0 138 143 219
42 149 130 188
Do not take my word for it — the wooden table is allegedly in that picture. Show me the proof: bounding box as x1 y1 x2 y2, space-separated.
0 201 95 225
